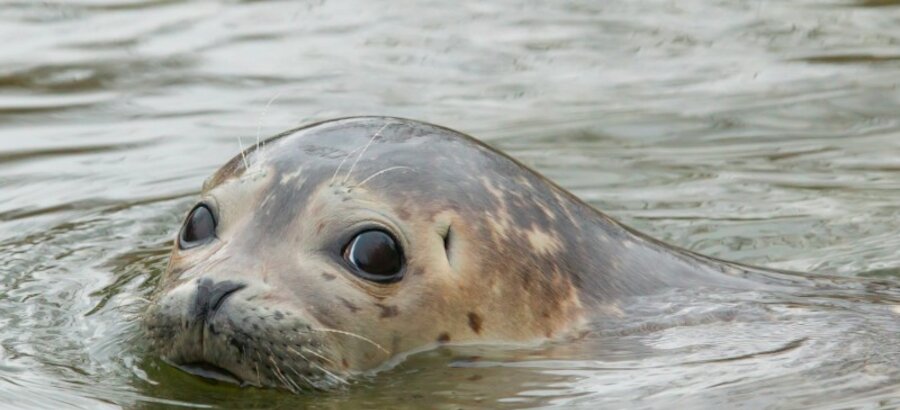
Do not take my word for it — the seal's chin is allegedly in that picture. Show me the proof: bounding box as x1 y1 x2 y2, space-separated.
155 326 260 388
170 361 244 386
154 322 332 392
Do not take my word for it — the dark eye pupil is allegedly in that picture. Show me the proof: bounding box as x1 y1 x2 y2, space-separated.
180 205 215 248
346 230 402 278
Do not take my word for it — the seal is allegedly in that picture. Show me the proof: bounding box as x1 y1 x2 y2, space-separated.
143 116 767 392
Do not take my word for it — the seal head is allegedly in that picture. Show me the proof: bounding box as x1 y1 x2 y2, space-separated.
143 117 741 391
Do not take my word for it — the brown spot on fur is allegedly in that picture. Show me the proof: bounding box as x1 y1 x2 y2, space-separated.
339 297 359 313
341 359 349 368
467 375 483 381
321 272 336 281
522 272 532 290
375 303 399 318
316 222 326 234
437 332 451 343
467 312 482 334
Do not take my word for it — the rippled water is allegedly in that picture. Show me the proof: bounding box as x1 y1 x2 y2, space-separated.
2 0 899 408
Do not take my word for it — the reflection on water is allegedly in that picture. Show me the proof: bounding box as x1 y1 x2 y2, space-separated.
1 0 899 408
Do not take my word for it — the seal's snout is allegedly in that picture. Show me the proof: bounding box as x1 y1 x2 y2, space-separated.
190 278 246 322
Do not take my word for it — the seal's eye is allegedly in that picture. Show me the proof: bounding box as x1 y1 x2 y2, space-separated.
179 204 216 249
343 230 403 282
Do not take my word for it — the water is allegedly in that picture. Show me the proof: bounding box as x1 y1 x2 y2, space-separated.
1 0 899 408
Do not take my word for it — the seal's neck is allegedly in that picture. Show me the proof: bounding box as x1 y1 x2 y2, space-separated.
571 206 759 301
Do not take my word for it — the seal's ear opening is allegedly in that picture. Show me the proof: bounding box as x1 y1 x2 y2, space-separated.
442 225 456 269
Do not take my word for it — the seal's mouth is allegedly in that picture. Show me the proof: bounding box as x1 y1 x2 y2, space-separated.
145 285 343 392
171 361 244 386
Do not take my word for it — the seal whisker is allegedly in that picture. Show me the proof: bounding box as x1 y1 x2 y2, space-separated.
240 345 251 371
267 349 301 393
275 363 299 393
254 356 262 387
256 91 284 152
285 345 310 360
282 346 343 388
268 356 290 388
286 364 315 389
255 91 285 171
312 362 348 385
237 136 250 171
330 145 363 186
300 346 335 365
309 327 390 356
351 166 414 191
342 123 390 184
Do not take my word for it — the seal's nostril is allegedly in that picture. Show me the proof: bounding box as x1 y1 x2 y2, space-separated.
209 280 246 313
193 279 246 321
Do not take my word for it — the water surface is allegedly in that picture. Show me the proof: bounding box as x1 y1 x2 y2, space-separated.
1 0 899 408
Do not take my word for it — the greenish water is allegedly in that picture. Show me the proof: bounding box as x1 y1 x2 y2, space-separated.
1 0 899 408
